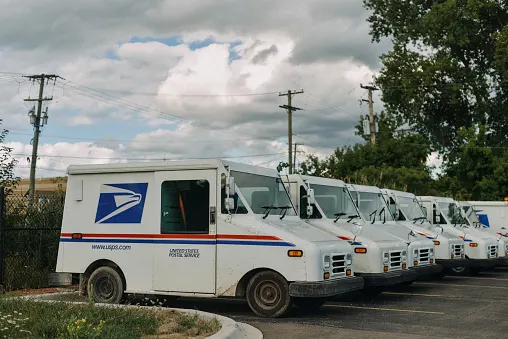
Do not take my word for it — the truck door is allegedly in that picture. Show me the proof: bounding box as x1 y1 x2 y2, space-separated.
153 169 217 294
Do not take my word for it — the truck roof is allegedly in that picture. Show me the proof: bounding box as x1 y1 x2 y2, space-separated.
66 159 280 177
418 196 455 203
346 183 381 193
291 174 346 187
382 188 415 199
464 201 508 207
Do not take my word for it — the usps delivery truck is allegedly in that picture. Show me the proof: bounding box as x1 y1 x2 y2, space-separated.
459 202 507 264
347 184 441 279
283 175 417 293
417 196 504 273
381 189 468 274
55 160 363 317
461 201 508 241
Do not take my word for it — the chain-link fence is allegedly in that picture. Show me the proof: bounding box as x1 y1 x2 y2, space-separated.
0 187 65 291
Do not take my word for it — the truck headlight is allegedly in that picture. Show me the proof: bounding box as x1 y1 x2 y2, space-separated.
383 252 389 264
429 248 434 257
401 250 407 262
505 245 508 256
413 249 419 259
346 253 353 267
324 255 330 270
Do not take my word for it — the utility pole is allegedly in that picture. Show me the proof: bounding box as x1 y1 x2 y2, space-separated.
279 89 304 174
361 84 379 146
23 74 59 206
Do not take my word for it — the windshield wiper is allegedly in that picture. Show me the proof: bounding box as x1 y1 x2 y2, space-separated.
412 216 426 224
347 215 360 223
262 205 291 220
369 210 377 224
379 207 386 224
334 212 346 223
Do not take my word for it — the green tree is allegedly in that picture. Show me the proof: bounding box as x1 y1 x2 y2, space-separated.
442 124 508 200
0 119 20 194
301 113 435 194
363 0 508 152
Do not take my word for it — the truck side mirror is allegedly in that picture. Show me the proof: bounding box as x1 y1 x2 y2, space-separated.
307 188 315 205
227 177 235 196
306 205 313 218
435 214 442 224
501 227 508 237
224 198 235 211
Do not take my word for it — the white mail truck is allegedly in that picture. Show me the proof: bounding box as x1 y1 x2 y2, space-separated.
347 184 441 279
381 189 468 274
55 160 363 317
417 196 504 273
283 175 417 292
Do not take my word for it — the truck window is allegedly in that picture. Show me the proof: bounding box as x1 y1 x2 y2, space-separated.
160 180 210 234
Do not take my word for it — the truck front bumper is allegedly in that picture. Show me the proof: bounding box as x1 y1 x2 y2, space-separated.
355 269 417 287
409 263 443 277
469 257 507 269
436 258 470 269
289 276 364 298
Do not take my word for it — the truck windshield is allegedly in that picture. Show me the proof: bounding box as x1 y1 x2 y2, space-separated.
312 184 358 220
438 202 466 225
357 192 394 223
463 205 481 224
231 171 296 216
398 196 427 221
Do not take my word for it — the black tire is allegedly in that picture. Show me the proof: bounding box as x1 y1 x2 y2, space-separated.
246 271 293 318
294 297 327 311
450 266 467 275
87 266 124 304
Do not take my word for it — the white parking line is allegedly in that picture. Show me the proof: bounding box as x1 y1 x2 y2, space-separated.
415 282 508 289
383 292 444 297
325 304 444 315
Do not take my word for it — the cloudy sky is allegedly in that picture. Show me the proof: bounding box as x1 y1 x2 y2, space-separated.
0 0 406 179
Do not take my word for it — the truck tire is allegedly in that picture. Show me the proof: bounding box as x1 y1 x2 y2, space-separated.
294 297 327 311
87 266 124 304
246 271 293 318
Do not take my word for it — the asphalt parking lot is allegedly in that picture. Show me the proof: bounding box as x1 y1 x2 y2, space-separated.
167 266 508 339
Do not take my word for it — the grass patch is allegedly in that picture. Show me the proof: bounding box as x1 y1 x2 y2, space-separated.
0 298 220 339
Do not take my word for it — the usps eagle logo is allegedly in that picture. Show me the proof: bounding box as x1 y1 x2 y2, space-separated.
94 183 148 224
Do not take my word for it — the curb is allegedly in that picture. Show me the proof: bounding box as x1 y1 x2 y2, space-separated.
13 292 262 339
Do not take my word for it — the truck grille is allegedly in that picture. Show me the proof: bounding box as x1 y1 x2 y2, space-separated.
389 251 402 270
418 248 431 264
452 244 463 258
331 254 346 277
488 245 498 258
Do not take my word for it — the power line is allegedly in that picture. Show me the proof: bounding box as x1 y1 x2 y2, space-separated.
12 151 287 161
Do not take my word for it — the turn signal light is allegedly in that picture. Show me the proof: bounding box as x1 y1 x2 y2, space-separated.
451 255 454 259
414 260 418 266
288 250 303 257
71 233 82 239
402 264 407 269
346 269 352 276
433 240 440 246
383 266 389 272
355 247 367 253
430 259 434 264
469 243 478 247
324 272 330 280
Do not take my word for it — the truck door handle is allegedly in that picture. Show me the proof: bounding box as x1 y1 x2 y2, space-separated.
210 206 216 225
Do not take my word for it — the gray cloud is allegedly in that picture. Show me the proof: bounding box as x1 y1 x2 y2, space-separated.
252 45 278 64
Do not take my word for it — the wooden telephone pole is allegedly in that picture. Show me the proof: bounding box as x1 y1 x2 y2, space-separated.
361 84 378 146
23 74 60 205
279 89 304 174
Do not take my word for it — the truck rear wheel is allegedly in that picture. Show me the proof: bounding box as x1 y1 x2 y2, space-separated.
246 271 292 318
87 266 124 304
294 297 327 311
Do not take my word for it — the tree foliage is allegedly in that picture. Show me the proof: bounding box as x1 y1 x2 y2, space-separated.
301 113 435 194
0 119 19 194
363 0 508 151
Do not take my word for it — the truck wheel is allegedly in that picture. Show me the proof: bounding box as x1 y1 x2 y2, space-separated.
294 297 327 311
246 271 292 318
450 266 467 275
87 266 124 304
